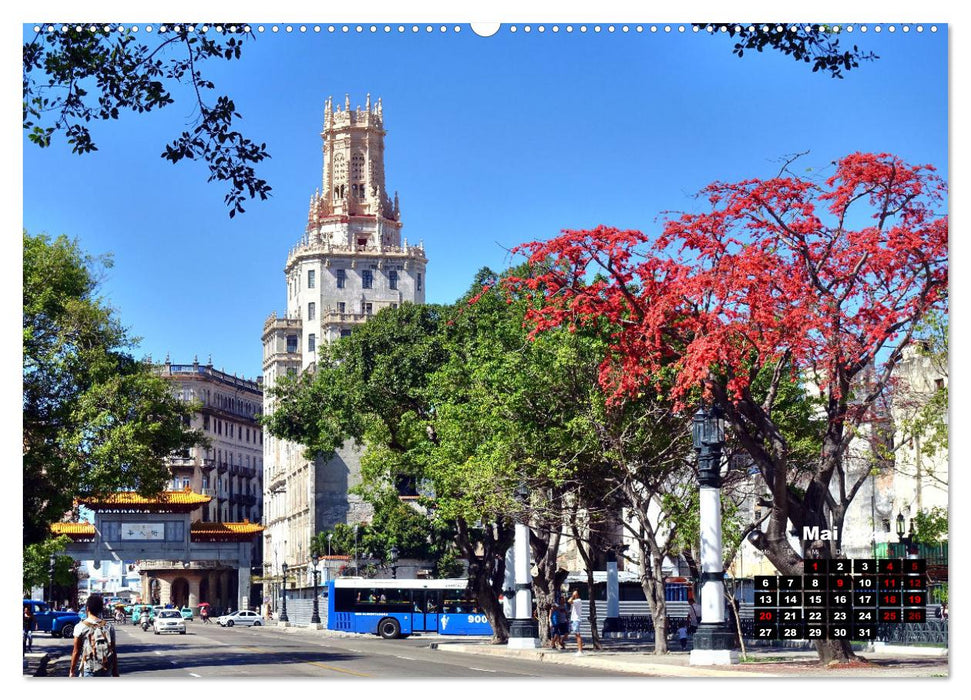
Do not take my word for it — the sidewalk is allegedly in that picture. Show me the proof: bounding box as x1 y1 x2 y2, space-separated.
431 638 950 678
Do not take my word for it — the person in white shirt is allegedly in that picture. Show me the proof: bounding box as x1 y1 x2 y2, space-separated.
568 590 584 654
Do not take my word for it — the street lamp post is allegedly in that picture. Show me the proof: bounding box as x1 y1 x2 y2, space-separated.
507 482 539 649
327 533 333 558
353 524 359 575
279 563 289 623
48 554 56 609
689 405 739 666
389 545 400 580
310 553 321 625
897 513 918 558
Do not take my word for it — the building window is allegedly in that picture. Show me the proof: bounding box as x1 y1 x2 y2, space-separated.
308 302 316 320
308 269 316 288
362 269 373 289
340 329 352 338
388 269 398 290
203 414 210 431
417 272 423 292
337 301 346 314
336 269 346 289
308 333 316 352
363 302 373 316
286 335 298 353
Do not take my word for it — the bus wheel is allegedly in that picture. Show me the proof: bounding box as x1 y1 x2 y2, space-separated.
378 618 401 640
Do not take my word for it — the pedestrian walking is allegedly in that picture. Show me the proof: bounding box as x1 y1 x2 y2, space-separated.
678 624 689 650
69 594 119 678
550 601 566 650
23 605 36 653
568 590 584 655
688 596 700 634
200 606 211 624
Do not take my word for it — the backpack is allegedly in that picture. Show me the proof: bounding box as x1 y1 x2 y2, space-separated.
80 619 114 674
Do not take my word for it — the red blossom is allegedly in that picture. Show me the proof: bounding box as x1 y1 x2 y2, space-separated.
505 153 948 412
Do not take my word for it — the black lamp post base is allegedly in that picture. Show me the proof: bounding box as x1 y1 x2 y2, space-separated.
689 623 739 665
508 619 540 648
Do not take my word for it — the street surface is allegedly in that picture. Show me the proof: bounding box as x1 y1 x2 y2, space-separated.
27 621 649 678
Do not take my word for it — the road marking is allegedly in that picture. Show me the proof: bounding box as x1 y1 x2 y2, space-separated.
154 651 163 655
395 656 417 661
189 673 201 678
469 667 497 673
306 660 371 677
347 648 363 653
170 660 178 665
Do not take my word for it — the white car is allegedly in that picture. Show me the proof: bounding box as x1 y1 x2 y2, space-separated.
216 610 264 627
154 609 187 635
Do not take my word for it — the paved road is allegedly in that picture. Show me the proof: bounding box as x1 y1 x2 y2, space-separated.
28 621 651 678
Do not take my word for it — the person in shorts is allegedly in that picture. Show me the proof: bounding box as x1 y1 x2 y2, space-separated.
568 590 584 654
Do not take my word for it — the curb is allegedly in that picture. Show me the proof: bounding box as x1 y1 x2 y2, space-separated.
434 643 779 677
871 644 948 657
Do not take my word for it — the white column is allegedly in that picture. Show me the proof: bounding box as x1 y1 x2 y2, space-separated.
507 520 539 648
502 546 516 620
699 485 725 625
238 565 250 611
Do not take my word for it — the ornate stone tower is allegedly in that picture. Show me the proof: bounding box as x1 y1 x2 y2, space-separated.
261 97 428 591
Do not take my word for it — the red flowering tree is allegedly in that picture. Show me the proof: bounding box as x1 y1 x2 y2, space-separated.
507 153 947 663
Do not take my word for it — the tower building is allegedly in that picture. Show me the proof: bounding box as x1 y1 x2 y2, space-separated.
262 96 428 592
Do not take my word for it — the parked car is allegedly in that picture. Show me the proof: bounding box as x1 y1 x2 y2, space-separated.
216 610 264 627
153 609 187 635
23 600 81 638
180 607 194 621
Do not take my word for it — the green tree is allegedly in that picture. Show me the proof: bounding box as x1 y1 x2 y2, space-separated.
911 506 947 545
23 232 203 547
23 24 270 216
23 535 75 595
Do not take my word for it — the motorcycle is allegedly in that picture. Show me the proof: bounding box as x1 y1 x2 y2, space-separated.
141 617 151 632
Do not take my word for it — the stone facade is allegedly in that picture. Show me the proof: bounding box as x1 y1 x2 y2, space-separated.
158 358 264 525
262 95 428 590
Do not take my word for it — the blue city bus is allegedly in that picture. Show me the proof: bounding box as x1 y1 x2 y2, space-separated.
327 578 493 639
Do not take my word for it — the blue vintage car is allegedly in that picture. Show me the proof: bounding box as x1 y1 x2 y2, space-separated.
24 600 81 638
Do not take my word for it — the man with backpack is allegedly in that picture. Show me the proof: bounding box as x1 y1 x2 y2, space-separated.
69 594 119 677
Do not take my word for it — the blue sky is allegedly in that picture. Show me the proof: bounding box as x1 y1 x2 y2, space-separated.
21 23 947 382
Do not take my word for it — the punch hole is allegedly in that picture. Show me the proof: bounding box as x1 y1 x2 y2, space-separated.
471 23 500 37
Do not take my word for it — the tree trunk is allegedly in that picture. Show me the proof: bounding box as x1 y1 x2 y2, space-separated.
529 502 565 649
570 521 602 650
815 639 859 664
585 566 602 649
640 564 669 654
458 517 512 644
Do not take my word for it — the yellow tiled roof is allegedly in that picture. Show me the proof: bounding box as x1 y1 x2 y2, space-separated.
51 522 96 536
190 520 265 535
77 490 212 506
